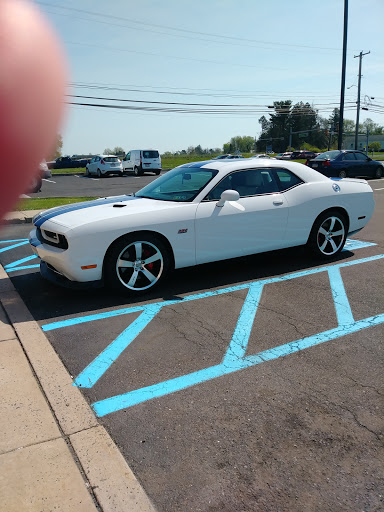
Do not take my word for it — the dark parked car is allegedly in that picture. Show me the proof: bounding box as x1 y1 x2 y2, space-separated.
307 150 383 179
290 150 317 160
47 156 92 169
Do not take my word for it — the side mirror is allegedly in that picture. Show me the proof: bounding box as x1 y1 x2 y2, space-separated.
216 189 240 207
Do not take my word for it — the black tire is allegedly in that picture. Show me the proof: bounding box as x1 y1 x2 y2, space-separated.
104 234 171 295
85 166 89 177
134 166 143 176
338 169 347 178
155 170 161 175
29 175 42 193
374 166 383 179
307 210 348 259
97 168 102 178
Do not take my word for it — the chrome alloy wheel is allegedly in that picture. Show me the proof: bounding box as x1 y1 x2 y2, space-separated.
316 216 345 256
116 240 164 291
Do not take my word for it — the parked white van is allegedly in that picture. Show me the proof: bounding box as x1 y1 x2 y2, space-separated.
122 150 162 176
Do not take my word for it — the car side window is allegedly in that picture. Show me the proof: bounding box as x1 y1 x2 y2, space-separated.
354 152 368 161
274 169 303 192
343 153 356 161
206 168 279 200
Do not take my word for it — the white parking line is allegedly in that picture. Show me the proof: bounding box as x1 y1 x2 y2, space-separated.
374 187 384 191
74 175 80 178
91 178 99 181
43 179 56 183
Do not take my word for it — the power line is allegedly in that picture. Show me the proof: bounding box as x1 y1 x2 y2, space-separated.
38 1 358 54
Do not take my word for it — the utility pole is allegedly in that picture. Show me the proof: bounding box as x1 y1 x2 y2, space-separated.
338 0 348 150
354 50 370 150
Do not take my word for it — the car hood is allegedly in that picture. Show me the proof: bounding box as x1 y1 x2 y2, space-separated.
33 195 188 229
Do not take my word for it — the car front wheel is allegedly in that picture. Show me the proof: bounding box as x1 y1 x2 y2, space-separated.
307 210 347 259
374 166 383 179
105 234 171 294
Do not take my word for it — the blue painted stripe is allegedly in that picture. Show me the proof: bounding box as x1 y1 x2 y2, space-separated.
5 255 38 269
327 267 354 325
34 195 136 227
0 239 28 243
92 313 384 417
0 241 29 253
180 160 215 168
74 304 162 388
6 265 40 272
344 239 376 251
222 282 264 364
42 253 384 332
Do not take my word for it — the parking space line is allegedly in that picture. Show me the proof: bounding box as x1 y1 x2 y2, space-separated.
40 253 384 416
43 179 56 183
0 240 29 253
92 313 384 417
374 187 384 191
5 255 38 269
74 304 163 388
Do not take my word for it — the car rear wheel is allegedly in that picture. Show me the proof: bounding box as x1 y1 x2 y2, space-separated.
338 170 347 178
97 168 102 178
307 210 347 259
105 234 171 294
134 166 142 176
155 170 161 175
374 166 383 179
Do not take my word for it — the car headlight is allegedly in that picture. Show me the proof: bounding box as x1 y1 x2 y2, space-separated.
36 227 68 249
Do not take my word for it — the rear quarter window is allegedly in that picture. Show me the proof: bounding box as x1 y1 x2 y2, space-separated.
274 169 303 191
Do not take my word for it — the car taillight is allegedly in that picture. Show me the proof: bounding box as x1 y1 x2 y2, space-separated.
101 159 105 164
323 160 331 166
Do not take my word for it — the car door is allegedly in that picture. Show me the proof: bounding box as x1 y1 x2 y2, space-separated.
341 152 359 176
123 152 131 172
195 168 289 265
354 151 372 176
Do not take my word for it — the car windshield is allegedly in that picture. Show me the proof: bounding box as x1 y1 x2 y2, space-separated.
135 166 218 202
103 157 119 162
314 150 340 160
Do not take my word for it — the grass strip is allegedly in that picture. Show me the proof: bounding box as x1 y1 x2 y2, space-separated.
16 197 98 211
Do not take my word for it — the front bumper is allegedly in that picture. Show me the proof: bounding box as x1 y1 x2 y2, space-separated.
40 261 103 290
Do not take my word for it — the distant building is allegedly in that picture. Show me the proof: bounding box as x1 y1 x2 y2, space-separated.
343 134 384 151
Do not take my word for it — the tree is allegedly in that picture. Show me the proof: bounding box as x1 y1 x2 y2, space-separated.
223 135 255 153
103 148 113 155
113 146 125 156
368 141 381 152
359 118 384 135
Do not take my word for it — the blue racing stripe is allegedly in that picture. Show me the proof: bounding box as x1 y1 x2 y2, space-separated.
34 195 138 227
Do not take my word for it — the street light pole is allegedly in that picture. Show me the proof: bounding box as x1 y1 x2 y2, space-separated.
338 0 348 150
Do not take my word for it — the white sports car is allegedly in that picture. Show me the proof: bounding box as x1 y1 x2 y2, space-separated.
29 159 374 295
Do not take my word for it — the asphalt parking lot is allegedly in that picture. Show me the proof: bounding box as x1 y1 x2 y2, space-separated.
35 172 163 198
1 182 383 512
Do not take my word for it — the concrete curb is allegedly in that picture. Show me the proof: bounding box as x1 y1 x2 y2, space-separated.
3 210 41 225
0 264 156 512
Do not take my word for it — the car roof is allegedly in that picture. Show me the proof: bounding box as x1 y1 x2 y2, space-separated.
179 158 328 182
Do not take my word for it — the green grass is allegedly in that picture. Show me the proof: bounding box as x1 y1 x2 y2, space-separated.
51 167 85 174
16 197 98 211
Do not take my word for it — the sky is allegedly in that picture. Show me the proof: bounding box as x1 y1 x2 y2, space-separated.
36 0 384 156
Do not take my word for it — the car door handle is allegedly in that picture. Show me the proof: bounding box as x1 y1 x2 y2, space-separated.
273 199 284 205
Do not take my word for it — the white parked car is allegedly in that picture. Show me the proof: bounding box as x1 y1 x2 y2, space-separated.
85 155 123 177
122 149 161 176
29 159 374 295
28 160 52 193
